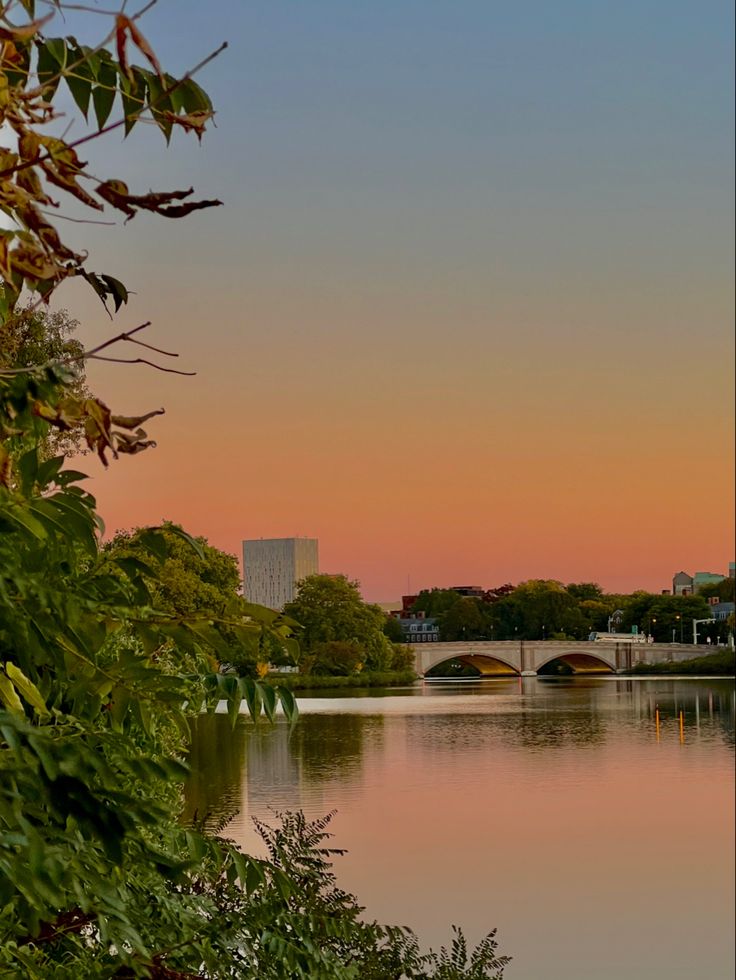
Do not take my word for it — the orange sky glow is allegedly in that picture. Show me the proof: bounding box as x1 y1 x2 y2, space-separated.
44 2 733 601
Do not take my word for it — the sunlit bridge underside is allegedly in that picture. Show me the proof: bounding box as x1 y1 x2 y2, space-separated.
459 655 519 676
539 654 615 675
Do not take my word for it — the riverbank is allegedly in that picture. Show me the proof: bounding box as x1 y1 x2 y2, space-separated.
264 670 417 691
630 649 735 676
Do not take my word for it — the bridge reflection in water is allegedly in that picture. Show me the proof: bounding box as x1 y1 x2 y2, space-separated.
412 639 704 677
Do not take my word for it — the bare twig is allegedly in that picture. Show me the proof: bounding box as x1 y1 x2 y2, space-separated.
88 354 196 375
81 321 152 358
39 210 117 226
126 337 178 357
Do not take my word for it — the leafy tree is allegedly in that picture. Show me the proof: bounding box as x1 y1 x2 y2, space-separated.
412 588 462 618
619 593 710 643
439 597 489 641
284 574 396 672
577 599 613 634
698 579 735 602
566 582 604 602
493 580 586 639
383 612 406 643
102 522 294 676
309 640 365 676
0 304 90 456
104 522 241 619
0 304 83 373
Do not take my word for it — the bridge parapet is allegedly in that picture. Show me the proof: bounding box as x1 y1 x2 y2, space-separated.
412 640 702 677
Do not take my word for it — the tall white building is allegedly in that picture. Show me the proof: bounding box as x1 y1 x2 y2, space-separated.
242 537 319 610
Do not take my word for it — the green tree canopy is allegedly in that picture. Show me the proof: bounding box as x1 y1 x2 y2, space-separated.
493 580 587 639
284 574 396 672
698 579 735 602
411 588 462 618
439 597 491 641
382 613 406 643
566 582 604 601
104 522 240 619
619 593 711 643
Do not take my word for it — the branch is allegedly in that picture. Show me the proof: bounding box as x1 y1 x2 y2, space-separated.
0 40 228 181
81 321 151 358
88 354 196 375
0 322 192 376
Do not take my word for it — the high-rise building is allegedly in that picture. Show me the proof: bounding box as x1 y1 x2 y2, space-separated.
242 537 319 610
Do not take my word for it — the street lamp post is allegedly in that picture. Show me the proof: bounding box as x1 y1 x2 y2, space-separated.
693 617 717 645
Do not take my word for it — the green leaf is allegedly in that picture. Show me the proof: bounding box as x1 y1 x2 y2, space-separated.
111 555 156 579
43 497 97 554
36 455 65 488
120 67 148 136
109 687 130 732
65 60 94 119
29 498 77 538
44 38 67 68
185 830 208 862
260 683 277 723
239 677 262 722
137 529 168 563
5 663 49 716
175 77 213 114
92 59 117 129
276 685 298 725
143 70 173 142
152 523 205 559
5 503 47 540
17 448 39 495
53 469 89 486
0 675 24 716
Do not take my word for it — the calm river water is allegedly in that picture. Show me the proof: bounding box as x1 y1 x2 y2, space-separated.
185 677 735 979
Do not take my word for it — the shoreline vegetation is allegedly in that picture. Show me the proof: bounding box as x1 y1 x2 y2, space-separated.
628 649 735 676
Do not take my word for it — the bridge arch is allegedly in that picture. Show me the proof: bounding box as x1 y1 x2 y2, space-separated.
423 651 520 677
535 650 615 674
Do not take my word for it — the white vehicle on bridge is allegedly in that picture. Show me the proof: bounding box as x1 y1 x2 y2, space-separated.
588 631 650 644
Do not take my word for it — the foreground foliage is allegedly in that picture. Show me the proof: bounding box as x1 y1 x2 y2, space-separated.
0 372 509 977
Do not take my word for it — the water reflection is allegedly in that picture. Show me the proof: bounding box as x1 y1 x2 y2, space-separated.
289 713 384 783
184 677 734 830
183 678 735 980
181 712 246 828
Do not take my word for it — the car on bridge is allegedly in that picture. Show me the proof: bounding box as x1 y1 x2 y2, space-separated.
588 631 650 644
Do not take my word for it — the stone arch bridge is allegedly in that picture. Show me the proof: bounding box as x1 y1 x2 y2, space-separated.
412 640 694 676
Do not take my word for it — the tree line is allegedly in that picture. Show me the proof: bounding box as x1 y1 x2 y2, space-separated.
407 579 734 644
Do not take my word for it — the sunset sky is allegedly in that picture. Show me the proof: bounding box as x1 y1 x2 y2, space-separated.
50 0 733 600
